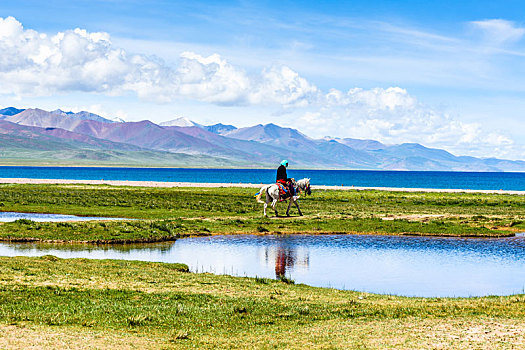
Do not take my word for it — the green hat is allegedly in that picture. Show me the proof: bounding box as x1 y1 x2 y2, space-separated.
280 160 288 166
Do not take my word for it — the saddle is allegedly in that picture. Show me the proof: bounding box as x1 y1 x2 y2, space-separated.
276 182 291 201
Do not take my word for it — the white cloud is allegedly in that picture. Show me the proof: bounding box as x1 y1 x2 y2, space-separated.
0 16 318 107
173 54 320 106
0 16 141 96
250 66 320 106
325 87 416 111
175 52 250 104
470 19 525 45
295 87 517 158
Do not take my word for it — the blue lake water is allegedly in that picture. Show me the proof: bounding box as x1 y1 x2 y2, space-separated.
0 212 124 222
2 234 525 297
1 166 525 190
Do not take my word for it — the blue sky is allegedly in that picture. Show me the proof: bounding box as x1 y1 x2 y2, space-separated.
1 0 524 159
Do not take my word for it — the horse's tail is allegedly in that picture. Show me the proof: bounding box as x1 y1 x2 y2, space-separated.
255 185 268 203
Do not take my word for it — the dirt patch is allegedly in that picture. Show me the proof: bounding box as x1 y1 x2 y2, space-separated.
0 324 166 349
411 319 525 349
382 214 446 221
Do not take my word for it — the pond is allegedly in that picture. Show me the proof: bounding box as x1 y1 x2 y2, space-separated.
0 211 125 222
1 234 525 297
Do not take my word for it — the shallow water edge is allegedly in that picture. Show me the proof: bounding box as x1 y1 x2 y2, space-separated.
2 233 525 297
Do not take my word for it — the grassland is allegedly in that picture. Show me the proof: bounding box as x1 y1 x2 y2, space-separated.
0 183 523 241
0 255 524 349
0 184 524 348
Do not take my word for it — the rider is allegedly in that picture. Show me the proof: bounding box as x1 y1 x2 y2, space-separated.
276 160 296 199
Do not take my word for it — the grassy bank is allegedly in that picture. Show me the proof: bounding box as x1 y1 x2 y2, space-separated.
0 256 524 349
0 183 523 241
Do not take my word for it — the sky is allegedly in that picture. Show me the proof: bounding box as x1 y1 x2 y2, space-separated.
0 0 524 160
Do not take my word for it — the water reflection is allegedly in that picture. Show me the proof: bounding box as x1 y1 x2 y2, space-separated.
263 245 309 278
6 241 173 253
1 234 525 297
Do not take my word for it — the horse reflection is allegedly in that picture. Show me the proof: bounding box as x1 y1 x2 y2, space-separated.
264 245 309 278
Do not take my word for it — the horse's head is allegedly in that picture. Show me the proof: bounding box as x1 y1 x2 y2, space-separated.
297 178 311 196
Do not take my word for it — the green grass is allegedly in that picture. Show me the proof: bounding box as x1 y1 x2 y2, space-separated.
0 219 212 242
0 184 522 241
0 256 524 348
0 216 507 242
0 184 524 348
0 184 523 218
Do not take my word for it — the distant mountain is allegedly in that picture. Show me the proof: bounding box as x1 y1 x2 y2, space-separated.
1 107 524 171
0 120 142 151
48 119 282 165
6 109 86 130
379 143 459 162
160 117 201 127
0 107 25 117
5 108 120 130
333 138 386 151
160 119 237 135
204 123 237 135
72 120 230 155
51 109 120 123
227 123 377 168
4 111 323 166
227 123 310 146
141 124 323 166
0 120 241 167
371 143 501 171
482 158 525 172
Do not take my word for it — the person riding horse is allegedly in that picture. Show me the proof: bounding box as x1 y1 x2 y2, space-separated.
276 160 296 200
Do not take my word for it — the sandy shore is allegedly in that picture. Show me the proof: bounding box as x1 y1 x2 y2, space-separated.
0 177 524 195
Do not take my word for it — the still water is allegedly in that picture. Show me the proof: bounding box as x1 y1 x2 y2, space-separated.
2 234 525 297
0 212 124 222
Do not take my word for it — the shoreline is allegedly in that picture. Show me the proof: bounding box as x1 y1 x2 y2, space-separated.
0 177 524 195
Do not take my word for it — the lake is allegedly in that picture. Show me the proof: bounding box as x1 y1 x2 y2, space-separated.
0 211 125 222
1 166 525 190
2 233 525 297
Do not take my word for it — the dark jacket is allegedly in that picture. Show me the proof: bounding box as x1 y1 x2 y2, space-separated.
276 165 289 182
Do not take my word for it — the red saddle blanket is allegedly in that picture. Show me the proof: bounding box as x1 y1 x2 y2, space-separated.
276 182 289 201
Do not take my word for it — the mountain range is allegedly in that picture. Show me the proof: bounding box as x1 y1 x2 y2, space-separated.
0 107 524 171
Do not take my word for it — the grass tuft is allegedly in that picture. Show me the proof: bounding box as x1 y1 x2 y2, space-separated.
278 275 295 284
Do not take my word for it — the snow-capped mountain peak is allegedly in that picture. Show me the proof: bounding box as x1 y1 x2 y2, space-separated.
160 117 201 127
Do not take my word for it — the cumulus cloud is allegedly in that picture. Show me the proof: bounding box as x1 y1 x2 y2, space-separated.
470 19 525 45
175 52 250 104
325 87 417 111
250 66 320 106
296 86 516 158
0 16 317 107
0 16 140 96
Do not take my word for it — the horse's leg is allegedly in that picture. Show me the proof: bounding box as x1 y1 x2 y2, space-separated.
264 191 271 217
271 199 278 216
286 199 292 216
294 200 303 216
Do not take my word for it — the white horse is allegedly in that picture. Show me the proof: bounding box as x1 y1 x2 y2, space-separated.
255 178 311 217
